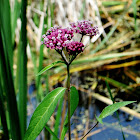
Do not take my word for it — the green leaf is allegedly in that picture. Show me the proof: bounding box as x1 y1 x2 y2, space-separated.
96 101 136 124
61 86 79 140
36 61 64 76
24 87 66 140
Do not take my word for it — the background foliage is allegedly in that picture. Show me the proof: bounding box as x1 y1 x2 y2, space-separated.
0 0 140 139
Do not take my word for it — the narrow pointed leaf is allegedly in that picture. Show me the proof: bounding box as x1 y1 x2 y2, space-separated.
96 101 136 124
37 61 64 76
61 86 79 140
24 87 66 140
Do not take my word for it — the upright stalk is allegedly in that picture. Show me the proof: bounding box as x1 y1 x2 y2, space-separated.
67 64 71 140
18 0 27 139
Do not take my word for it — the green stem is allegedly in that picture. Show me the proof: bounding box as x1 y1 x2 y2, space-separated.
80 34 84 42
80 122 99 140
67 64 71 140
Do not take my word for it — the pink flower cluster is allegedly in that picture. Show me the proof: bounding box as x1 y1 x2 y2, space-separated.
42 21 99 56
66 41 84 55
70 20 99 36
42 27 74 50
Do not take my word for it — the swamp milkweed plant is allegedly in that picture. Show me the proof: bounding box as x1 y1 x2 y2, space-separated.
24 21 135 140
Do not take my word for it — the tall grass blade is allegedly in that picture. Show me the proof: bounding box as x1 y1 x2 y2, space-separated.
45 125 59 140
79 0 86 19
50 1 55 27
37 45 44 101
52 97 64 140
0 34 21 140
132 0 137 31
45 71 50 95
0 0 13 73
18 0 27 139
105 81 125 140
73 52 140 65
100 75 132 90
29 45 38 85
11 0 21 44
105 81 115 103
0 82 9 140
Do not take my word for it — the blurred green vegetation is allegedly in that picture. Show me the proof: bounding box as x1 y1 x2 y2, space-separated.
0 0 140 139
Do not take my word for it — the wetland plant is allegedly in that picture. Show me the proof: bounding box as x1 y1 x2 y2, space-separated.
24 21 135 140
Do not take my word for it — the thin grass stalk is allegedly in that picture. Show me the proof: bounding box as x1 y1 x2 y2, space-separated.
60 94 67 135
0 82 9 140
45 72 50 95
80 122 99 140
52 97 64 140
11 0 21 44
36 0 54 101
50 1 55 27
18 0 27 139
132 0 137 31
105 81 125 140
79 0 86 20
37 45 44 101
29 44 44 102
45 125 58 140
0 34 21 140
29 45 38 84
15 42 20 93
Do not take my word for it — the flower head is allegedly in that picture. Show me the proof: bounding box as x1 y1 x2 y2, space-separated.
42 27 74 50
42 21 99 62
70 20 99 36
66 41 84 55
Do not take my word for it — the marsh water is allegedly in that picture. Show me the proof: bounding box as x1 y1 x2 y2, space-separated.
27 81 140 140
